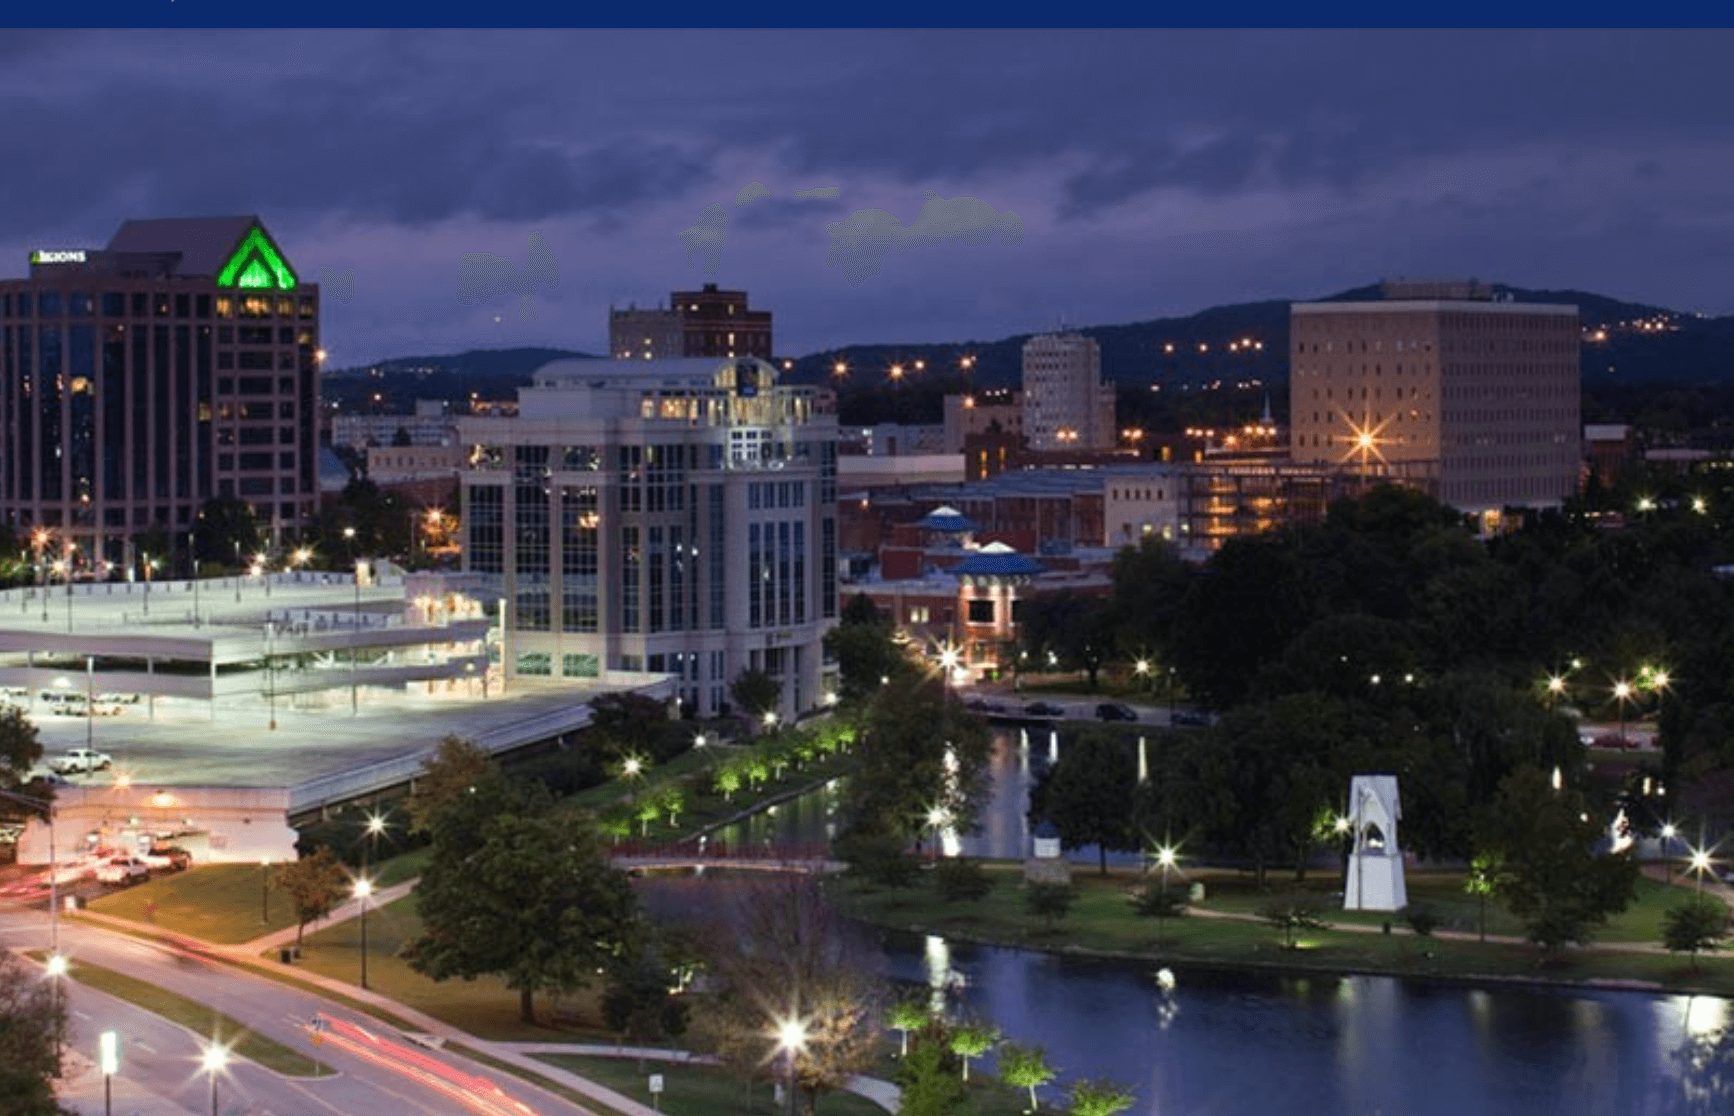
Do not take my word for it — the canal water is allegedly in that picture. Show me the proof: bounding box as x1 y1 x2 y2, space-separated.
697 727 1734 1116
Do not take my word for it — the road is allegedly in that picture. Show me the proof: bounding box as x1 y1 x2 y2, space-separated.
0 907 577 1116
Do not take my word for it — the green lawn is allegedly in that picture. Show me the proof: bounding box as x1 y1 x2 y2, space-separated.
291 894 618 1043
56 956 332 1077
87 863 300 945
834 865 1734 994
537 1053 893 1116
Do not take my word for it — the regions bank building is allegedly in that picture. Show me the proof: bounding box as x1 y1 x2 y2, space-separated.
457 357 839 721
0 217 320 569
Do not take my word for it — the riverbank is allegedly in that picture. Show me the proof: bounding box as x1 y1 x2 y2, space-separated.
834 862 1734 997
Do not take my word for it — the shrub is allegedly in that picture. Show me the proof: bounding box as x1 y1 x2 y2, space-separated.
836 830 922 888
1026 882 1077 928
934 857 995 902
1257 896 1326 948
1128 884 1187 919
1403 902 1441 937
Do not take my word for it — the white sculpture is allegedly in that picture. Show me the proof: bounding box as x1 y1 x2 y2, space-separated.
1343 774 1407 912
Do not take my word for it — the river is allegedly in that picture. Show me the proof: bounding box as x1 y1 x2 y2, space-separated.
700 727 1734 1115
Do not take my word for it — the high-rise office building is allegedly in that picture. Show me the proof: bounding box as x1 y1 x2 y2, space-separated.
609 283 773 361
1021 332 1116 451
0 216 320 568
1289 280 1580 526
457 356 837 719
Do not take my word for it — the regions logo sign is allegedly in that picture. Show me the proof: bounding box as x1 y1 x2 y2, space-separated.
30 250 87 265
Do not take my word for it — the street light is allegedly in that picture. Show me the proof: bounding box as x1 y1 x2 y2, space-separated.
1153 843 1179 948
44 952 67 1054
141 554 157 617
362 814 387 876
53 559 71 632
260 858 271 924
1662 823 1678 885
354 877 374 990
1689 846 1715 895
99 1030 118 1116
775 1017 808 1116
1612 679 1634 747
201 1043 228 1116
344 527 359 714
31 528 50 620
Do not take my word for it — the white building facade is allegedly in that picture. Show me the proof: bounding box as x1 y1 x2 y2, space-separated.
1021 332 1116 451
457 357 839 720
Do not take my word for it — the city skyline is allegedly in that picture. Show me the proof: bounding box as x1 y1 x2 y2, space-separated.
6 29 1734 366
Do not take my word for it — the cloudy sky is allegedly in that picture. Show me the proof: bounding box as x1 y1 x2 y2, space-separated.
6 29 1734 366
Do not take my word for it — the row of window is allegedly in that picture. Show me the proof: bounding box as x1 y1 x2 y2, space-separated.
1 291 315 321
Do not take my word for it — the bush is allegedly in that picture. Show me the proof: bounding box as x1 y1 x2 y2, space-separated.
836 830 922 888
934 857 995 902
1257 896 1326 948
1403 902 1441 937
1025 882 1077 928
1129 884 1187 919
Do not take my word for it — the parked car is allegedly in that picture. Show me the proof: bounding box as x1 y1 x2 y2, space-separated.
94 856 150 885
1095 703 1138 722
1171 709 1212 728
50 748 113 774
1592 733 1637 751
141 846 192 872
1023 701 1066 718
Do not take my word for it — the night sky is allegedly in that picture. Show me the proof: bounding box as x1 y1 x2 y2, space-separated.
6 29 1734 366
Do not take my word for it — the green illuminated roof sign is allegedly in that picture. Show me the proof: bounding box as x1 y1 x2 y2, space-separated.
217 226 297 291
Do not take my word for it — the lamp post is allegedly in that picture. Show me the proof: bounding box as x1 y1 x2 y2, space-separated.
85 655 95 752
1153 843 1178 948
233 540 242 603
201 1043 227 1116
188 531 200 627
265 621 277 731
44 952 67 1056
775 1018 807 1116
260 858 271 923
141 554 157 617
1613 679 1634 747
31 528 49 619
99 1030 118 1116
354 877 374 989
55 558 72 633
362 814 386 877
1662 823 1678 885
1691 848 1713 896
344 527 359 714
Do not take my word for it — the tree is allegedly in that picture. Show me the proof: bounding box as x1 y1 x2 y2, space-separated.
846 675 993 844
997 1042 1057 1113
602 949 691 1044
590 691 678 758
888 995 930 1057
933 857 995 902
0 950 70 1116
1477 766 1640 950
1019 592 1116 691
731 668 782 722
408 807 639 1023
1029 727 1138 876
0 706 43 790
826 594 914 706
1465 852 1499 943
1025 883 1076 930
193 494 261 568
687 874 886 1116
406 735 496 836
1257 897 1326 950
897 1028 970 1116
275 847 349 948
1067 1079 1136 1116
948 1018 999 1081
1662 897 1728 971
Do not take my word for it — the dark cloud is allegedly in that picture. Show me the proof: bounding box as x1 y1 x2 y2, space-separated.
5 29 1734 363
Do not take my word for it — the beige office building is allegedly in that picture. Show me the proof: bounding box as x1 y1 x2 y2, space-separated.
1021 332 1116 451
1289 281 1579 525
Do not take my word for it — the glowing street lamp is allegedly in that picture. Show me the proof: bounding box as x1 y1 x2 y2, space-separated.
201 1043 229 1116
343 526 359 714
1661 822 1678 885
353 877 374 989
774 1017 808 1116
99 1030 118 1116
1690 847 1714 895
1152 843 1179 948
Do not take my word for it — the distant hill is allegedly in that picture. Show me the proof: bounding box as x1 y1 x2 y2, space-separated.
788 283 1734 392
328 346 596 379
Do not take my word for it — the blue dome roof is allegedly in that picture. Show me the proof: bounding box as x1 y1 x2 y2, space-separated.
951 542 1044 577
917 505 977 532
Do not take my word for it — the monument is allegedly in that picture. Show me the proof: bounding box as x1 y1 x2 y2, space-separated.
1342 774 1407 912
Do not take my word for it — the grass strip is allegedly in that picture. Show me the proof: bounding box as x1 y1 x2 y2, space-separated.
537 1053 894 1116
455 1043 636 1116
56 956 332 1077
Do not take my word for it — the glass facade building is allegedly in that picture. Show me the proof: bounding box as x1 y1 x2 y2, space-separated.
0 217 320 572
458 357 838 719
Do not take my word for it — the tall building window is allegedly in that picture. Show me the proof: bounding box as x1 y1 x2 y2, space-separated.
560 485 599 632
622 525 641 632
468 485 504 573
748 522 763 628
709 485 726 628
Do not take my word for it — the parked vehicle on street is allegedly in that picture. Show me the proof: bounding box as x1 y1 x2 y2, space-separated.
94 856 150 885
1095 703 1139 722
50 748 113 774
1023 701 1066 718
1171 709 1212 727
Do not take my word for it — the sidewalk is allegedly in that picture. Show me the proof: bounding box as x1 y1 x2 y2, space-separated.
502 1043 899 1111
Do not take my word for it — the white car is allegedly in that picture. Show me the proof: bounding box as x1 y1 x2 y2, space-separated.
94 857 150 885
50 748 113 774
